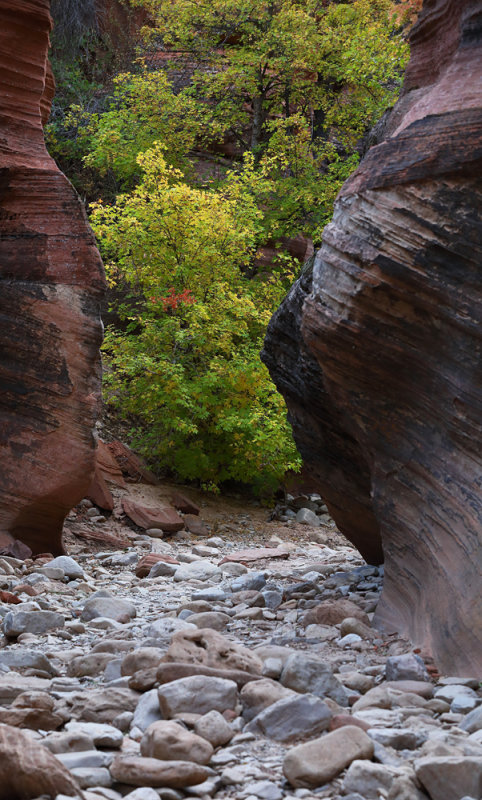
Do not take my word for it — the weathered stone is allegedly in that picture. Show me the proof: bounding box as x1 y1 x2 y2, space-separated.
173 560 222 582
64 721 124 748
3 610 65 637
385 653 430 682
219 548 290 564
157 675 238 718
280 652 349 706
186 611 230 631
283 726 374 788
247 693 332 742
0 0 105 558
109 755 209 788
193 710 234 747
163 628 262 674
0 722 82 799
302 600 370 628
68 652 116 678
262 0 482 675
68 687 140 723
45 556 84 579
342 761 404 799
81 595 136 623
140 720 214 764
121 648 164 676
241 678 294 723
170 492 200 515
122 498 184 532
460 705 482 734
135 553 179 578
156 661 260 689
414 756 482 800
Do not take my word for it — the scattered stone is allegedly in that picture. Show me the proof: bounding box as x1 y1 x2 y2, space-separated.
81 594 136 623
158 675 238 718
45 556 84 579
193 710 234 747
122 497 184 532
302 599 370 627
280 652 349 706
173 560 221 582
342 760 404 799
247 693 332 742
110 755 209 788
3 610 65 637
385 653 430 682
135 554 179 578
141 720 214 764
164 628 262 674
283 726 374 788
414 756 482 800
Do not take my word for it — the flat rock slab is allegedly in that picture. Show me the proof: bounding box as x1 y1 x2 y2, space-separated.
122 497 184 532
219 548 290 564
170 491 200 514
110 755 209 787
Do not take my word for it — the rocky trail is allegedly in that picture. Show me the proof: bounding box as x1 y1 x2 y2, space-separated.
0 471 481 800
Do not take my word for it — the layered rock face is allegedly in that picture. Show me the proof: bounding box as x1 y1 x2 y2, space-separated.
263 0 482 675
0 1 105 555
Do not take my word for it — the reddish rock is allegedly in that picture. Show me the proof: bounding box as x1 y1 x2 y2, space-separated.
170 492 200 515
136 553 180 578
263 0 482 674
302 600 370 628
86 439 127 511
122 497 184 532
108 440 158 484
156 662 261 689
0 591 21 604
0 538 32 561
0 0 105 557
183 514 209 536
219 547 290 565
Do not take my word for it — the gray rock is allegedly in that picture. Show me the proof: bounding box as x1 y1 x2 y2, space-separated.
144 617 195 644
434 684 478 703
158 675 238 718
246 693 332 742
241 780 283 800
385 653 430 682
368 727 427 750
262 590 283 610
71 766 112 788
148 561 178 578
0 649 56 674
131 688 163 732
460 705 482 733
45 556 84 579
230 572 267 593
124 790 161 800
283 726 374 788
342 761 404 799
81 595 136 623
173 560 222 582
65 721 124 748
36 566 65 580
280 652 349 706
451 695 479 714
3 610 65 637
56 749 114 769
191 587 229 602
414 756 482 800
295 508 320 526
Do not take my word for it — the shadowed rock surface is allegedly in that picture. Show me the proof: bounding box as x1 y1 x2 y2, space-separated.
262 0 482 675
0 0 105 555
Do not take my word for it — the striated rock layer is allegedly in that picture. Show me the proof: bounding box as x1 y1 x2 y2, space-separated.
0 1 105 555
263 0 482 675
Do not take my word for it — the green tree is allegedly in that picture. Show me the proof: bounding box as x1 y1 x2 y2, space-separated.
91 145 300 491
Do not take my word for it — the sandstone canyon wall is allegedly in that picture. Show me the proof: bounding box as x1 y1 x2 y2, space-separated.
263 0 482 675
0 0 105 556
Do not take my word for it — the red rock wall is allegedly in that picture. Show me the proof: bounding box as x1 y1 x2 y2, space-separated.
0 0 105 555
263 0 482 675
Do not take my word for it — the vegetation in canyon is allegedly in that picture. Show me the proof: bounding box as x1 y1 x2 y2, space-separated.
47 0 418 493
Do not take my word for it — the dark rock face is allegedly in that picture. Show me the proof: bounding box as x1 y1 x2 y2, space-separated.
0 1 105 555
263 0 482 675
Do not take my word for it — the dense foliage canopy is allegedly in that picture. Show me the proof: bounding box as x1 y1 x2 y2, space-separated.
48 0 415 492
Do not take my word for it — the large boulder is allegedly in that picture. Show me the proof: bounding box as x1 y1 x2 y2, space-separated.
262 0 482 675
0 0 105 555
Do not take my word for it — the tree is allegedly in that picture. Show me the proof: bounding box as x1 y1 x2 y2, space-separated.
91 145 300 491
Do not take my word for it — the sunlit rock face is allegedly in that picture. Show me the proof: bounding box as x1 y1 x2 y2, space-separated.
263 0 482 675
0 0 105 555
